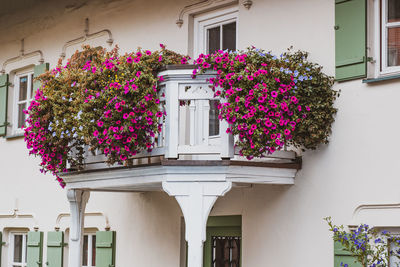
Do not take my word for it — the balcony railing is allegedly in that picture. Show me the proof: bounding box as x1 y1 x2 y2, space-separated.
72 66 298 171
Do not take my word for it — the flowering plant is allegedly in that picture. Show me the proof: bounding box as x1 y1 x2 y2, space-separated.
24 45 188 187
193 47 338 158
325 217 400 267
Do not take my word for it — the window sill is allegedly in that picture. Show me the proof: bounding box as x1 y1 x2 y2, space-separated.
5 133 24 140
362 74 400 84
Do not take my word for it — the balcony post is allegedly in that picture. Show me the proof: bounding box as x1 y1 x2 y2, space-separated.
67 189 90 267
162 181 232 267
165 80 179 159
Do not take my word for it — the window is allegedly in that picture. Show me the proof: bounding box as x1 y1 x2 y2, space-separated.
381 0 400 74
13 70 34 133
194 7 238 56
82 233 96 267
9 233 27 267
193 8 237 136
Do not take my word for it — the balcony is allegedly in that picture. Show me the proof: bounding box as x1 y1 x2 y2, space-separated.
61 66 301 191
60 66 302 267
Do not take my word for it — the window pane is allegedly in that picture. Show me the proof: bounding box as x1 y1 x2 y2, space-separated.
222 22 236 51
208 26 220 53
19 76 28 101
209 100 220 136
18 103 26 129
13 235 23 263
82 235 88 266
388 27 400 66
92 235 96 266
30 74 34 99
388 0 400 23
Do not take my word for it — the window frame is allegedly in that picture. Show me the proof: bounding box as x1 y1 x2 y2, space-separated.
193 7 238 56
12 69 34 135
8 232 28 267
82 233 96 267
375 0 400 76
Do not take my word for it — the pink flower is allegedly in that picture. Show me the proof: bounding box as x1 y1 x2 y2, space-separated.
93 130 99 137
127 57 133 64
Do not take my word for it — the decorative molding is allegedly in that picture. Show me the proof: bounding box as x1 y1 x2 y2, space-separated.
349 203 400 229
243 0 252 9
0 39 44 74
176 0 238 27
55 212 110 231
0 207 39 230
60 18 113 59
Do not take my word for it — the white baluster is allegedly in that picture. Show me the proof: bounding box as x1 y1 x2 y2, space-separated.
203 100 210 146
189 100 196 146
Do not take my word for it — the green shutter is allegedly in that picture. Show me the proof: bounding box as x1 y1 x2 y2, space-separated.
334 241 364 267
0 231 3 266
96 231 116 267
335 0 367 81
33 63 49 92
46 231 64 267
27 231 44 267
0 74 9 136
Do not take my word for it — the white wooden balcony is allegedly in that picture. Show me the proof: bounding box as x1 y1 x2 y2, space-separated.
61 66 301 191
59 66 302 267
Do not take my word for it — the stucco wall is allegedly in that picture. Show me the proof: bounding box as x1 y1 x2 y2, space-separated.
1 0 398 266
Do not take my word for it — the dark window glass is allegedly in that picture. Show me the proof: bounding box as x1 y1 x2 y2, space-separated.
30 74 34 98
388 27 400 66
13 235 23 263
82 235 88 266
222 22 236 51
19 76 28 101
212 236 241 267
208 26 221 53
388 0 400 23
92 235 96 266
209 100 220 136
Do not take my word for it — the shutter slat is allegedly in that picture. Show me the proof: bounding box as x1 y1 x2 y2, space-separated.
0 74 9 136
334 241 364 267
335 0 367 81
27 231 43 267
46 231 64 267
96 231 116 267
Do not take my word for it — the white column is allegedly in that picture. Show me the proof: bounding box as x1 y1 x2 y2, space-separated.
163 181 232 267
67 189 90 267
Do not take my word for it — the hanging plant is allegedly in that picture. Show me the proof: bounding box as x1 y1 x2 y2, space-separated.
193 47 338 159
24 45 189 187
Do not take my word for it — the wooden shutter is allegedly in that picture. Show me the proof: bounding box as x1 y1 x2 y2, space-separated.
335 0 367 81
0 231 3 266
33 63 49 92
0 74 9 136
96 231 116 267
46 231 64 267
27 231 44 267
334 241 363 267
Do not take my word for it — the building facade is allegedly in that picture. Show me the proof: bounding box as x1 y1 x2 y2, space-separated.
0 0 399 266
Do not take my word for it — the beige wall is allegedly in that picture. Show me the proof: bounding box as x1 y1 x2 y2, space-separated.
1 0 398 266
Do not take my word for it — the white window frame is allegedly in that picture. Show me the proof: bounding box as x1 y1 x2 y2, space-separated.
8 232 28 267
12 69 34 135
82 233 96 267
373 0 400 76
193 7 238 56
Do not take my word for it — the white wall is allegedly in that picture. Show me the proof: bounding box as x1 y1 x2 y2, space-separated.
1 0 398 266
